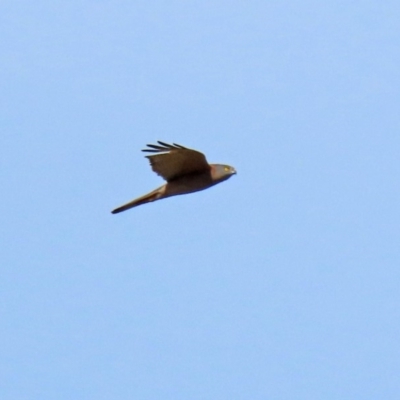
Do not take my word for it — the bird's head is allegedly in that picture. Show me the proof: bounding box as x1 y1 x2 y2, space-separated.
210 164 237 182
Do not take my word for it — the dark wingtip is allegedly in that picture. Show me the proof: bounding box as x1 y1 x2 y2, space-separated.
142 141 169 152
141 141 187 153
172 143 186 149
156 140 171 147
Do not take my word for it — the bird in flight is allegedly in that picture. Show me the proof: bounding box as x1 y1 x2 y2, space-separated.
111 141 236 213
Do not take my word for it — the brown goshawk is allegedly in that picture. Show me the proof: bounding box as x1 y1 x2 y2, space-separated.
111 141 236 213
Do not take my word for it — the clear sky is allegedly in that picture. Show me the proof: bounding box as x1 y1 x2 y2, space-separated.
2 1 400 399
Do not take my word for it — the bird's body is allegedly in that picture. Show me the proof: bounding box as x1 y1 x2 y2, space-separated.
111 141 236 213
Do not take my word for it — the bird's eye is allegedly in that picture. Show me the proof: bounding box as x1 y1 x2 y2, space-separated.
224 166 229 171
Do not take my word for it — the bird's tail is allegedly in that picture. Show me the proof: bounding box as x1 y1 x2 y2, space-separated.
111 186 165 214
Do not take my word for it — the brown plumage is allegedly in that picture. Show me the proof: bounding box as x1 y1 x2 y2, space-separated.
111 141 236 213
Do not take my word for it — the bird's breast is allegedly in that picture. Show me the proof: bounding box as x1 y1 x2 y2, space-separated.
164 172 214 196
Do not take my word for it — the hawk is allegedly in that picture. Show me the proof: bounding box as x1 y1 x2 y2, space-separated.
111 141 236 213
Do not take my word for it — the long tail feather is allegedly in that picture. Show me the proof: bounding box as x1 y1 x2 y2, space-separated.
111 186 165 214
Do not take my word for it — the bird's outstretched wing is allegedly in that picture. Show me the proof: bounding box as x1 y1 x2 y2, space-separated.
142 141 210 181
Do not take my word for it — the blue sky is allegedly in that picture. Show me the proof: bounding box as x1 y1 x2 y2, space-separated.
2 1 400 399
